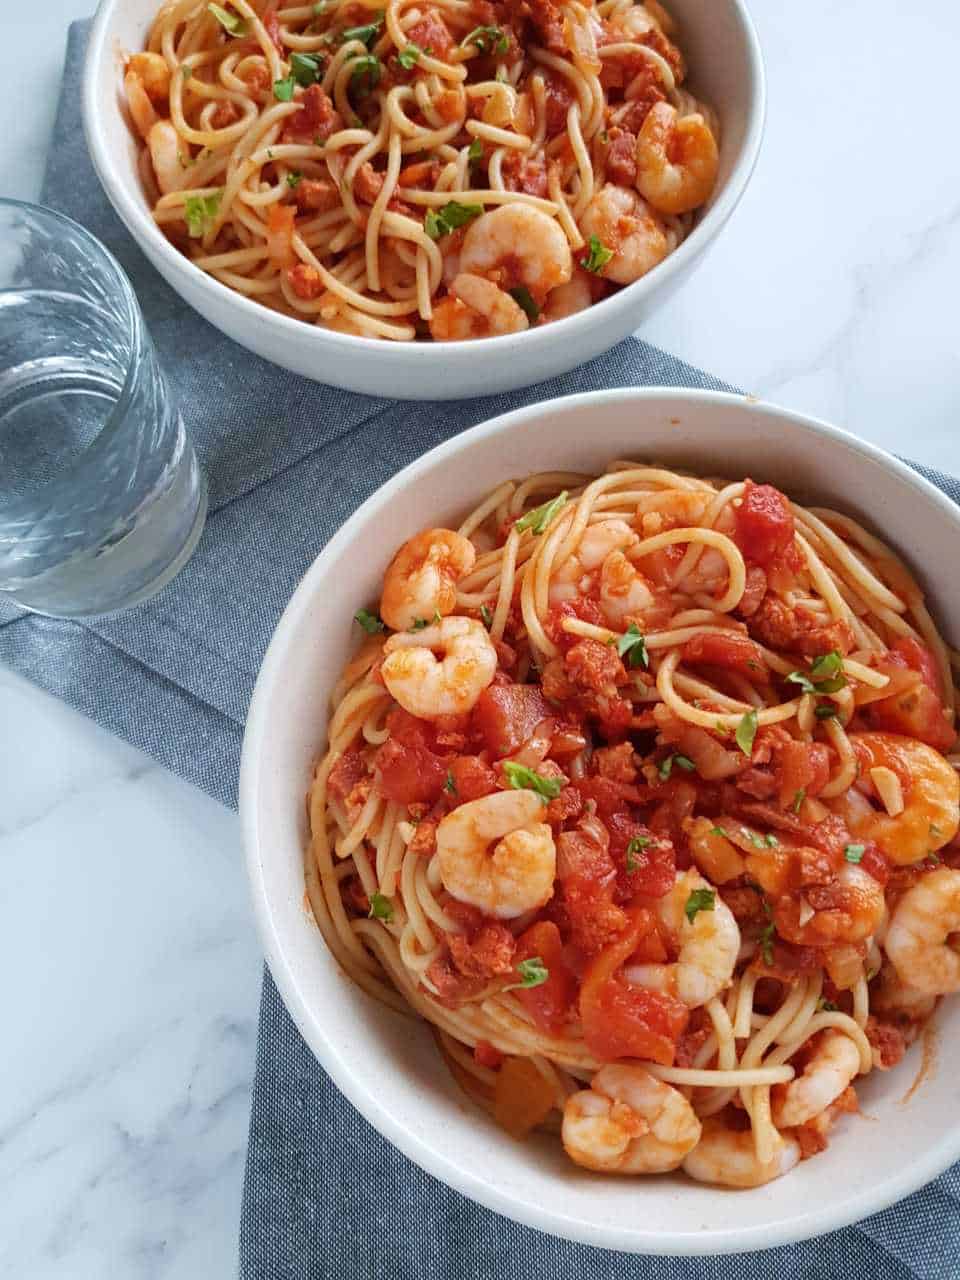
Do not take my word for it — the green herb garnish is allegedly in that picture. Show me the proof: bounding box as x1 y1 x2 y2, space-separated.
760 921 776 965
341 13 384 46
286 170 303 188
659 753 695 780
625 834 652 872
398 42 422 69
208 2 247 35
290 52 325 86
810 650 843 678
710 826 729 838
468 137 483 163
502 761 563 802
444 770 457 795
349 53 382 96
273 75 297 101
791 788 806 814
735 708 758 757
354 608 385 633
509 285 540 322
369 892 394 922
506 956 549 989
580 234 613 274
815 705 839 719
516 490 567 535
464 24 509 54
844 843 865 863
480 604 493 629
685 888 716 923
424 200 484 239
184 191 221 238
617 623 648 670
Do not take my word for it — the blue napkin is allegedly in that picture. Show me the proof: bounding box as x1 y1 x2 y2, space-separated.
5 23 957 1278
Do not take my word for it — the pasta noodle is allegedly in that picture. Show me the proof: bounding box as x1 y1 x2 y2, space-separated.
124 0 718 340
306 461 960 1186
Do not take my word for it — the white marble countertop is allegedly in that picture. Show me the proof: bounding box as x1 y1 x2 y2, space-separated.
2 2 959 1276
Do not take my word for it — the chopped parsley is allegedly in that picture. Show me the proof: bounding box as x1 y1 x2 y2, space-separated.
625 834 652 871
818 998 840 1013
759 920 776 965
844 843 865 863
791 787 806 815
290 52 325 86
580 234 613 275
398 43 422 69
815 705 839 719
349 53 382 96
409 610 441 631
468 137 484 164
506 956 549 989
659 753 695 780
208 2 247 35
464 24 509 54
502 761 563 802
354 607 385 633
709 826 729 838
810 650 843 678
341 14 385 46
443 770 457 795
735 708 758 757
184 191 221 238
273 75 297 101
286 170 303 189
685 888 716 923
617 623 649 669
516 490 567 535
313 0 330 11
480 603 494 629
368 892 394 922
424 200 483 239
509 285 540 321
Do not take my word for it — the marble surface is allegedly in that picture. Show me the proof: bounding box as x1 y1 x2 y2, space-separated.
2 1 960 1276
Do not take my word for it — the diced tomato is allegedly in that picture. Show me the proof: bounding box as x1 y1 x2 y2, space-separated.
545 598 607 648
607 814 676 898
448 921 515 978
472 683 551 757
327 748 366 802
774 739 831 809
576 775 643 818
543 70 575 136
448 754 498 801
866 640 955 750
681 631 768 678
282 84 342 143
513 920 576 1034
580 908 688 1063
473 1039 503 1070
266 203 295 265
735 481 795 566
892 637 942 695
374 737 448 804
404 8 454 59
263 4 284 51
859 841 890 887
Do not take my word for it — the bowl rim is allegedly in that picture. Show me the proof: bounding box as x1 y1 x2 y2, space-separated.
240 386 960 1255
83 0 766 359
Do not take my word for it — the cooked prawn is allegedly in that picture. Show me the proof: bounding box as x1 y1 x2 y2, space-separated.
870 961 936 1023
429 273 529 340
381 616 497 719
770 1031 860 1128
542 271 593 323
549 519 637 603
147 119 182 195
624 868 740 1006
459 204 573 303
128 51 171 102
436 789 556 919
884 866 960 994
579 185 669 285
774 864 885 948
635 102 719 215
380 528 476 632
562 1065 700 1174
683 1117 801 1188
125 71 158 140
831 732 959 865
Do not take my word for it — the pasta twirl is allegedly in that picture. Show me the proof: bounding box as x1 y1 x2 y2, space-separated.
124 0 718 341
307 462 960 1186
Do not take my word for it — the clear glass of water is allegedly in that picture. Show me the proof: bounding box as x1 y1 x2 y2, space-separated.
0 199 207 617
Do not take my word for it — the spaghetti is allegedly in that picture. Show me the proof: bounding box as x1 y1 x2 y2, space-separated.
307 462 960 1185
124 0 718 340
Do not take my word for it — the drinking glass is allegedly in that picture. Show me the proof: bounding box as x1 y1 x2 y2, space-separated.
0 199 207 617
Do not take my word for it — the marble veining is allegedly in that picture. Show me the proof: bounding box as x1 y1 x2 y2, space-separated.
2 0 960 1275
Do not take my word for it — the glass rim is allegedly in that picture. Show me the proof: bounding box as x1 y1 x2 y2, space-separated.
0 197 145 518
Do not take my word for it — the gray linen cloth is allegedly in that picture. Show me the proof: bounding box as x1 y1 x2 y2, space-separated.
3 22 957 1277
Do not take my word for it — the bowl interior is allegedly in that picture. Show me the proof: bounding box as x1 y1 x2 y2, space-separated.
242 390 960 1254
85 0 764 391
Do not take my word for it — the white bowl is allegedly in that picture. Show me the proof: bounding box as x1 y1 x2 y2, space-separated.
82 0 764 400
240 388 960 1254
